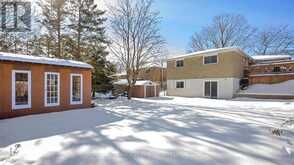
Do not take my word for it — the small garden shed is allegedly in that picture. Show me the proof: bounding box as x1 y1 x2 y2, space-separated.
114 80 160 98
0 52 93 119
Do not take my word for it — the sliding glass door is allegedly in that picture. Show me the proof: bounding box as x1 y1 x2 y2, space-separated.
204 81 218 99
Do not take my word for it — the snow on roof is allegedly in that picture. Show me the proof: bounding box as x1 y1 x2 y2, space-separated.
252 55 291 61
168 47 251 60
113 79 156 86
0 52 93 69
111 72 127 77
251 60 294 67
239 79 294 95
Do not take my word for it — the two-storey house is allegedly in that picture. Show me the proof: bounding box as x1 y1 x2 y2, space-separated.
167 47 253 99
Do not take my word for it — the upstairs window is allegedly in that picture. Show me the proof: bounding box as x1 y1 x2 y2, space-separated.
176 81 184 88
176 60 184 67
272 67 281 73
204 55 218 64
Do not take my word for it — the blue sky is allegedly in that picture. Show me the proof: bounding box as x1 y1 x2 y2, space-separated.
153 0 294 55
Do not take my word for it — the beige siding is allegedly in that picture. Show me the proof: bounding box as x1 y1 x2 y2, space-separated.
167 51 248 80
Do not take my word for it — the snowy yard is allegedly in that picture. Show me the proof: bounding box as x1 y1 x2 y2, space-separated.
1 97 294 165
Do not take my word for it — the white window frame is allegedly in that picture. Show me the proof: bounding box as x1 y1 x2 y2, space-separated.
12 70 32 110
175 80 185 89
70 73 83 105
203 80 219 98
203 54 218 65
175 59 184 68
44 72 60 107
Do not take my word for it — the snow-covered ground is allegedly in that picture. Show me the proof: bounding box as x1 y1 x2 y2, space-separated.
1 97 294 165
239 80 294 95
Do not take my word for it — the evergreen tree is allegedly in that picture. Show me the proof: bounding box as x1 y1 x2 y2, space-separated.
67 0 115 94
38 0 68 58
88 43 116 95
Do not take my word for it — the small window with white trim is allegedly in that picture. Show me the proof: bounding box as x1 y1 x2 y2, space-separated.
204 55 218 64
45 72 60 107
70 74 83 104
176 60 184 67
176 81 184 88
12 70 31 110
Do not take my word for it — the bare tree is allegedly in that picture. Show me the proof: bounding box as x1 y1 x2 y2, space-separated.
109 0 165 99
188 14 256 52
153 48 168 94
253 25 294 55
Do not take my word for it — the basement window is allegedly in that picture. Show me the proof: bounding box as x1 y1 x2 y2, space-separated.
176 81 185 88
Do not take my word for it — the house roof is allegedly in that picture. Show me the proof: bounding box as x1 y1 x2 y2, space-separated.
0 52 93 69
251 60 294 67
251 55 291 61
113 79 157 86
168 47 253 60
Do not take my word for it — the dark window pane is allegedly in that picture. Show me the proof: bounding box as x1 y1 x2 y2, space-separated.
176 60 184 67
204 56 217 64
273 67 281 72
204 82 210 97
176 81 184 88
204 81 218 98
211 82 218 98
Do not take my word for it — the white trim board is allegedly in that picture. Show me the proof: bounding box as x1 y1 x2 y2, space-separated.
12 70 32 110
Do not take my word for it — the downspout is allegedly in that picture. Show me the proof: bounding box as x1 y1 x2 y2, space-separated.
154 84 157 97
144 85 146 98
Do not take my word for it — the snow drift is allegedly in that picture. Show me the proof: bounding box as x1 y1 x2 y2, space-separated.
239 80 294 95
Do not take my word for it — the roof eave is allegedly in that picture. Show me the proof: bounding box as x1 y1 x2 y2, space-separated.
167 47 252 61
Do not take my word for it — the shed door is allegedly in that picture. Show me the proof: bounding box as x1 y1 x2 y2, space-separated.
146 86 152 97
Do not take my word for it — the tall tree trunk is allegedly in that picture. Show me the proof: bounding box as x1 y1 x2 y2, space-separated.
46 38 50 56
77 7 81 60
127 85 132 100
57 7 62 58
